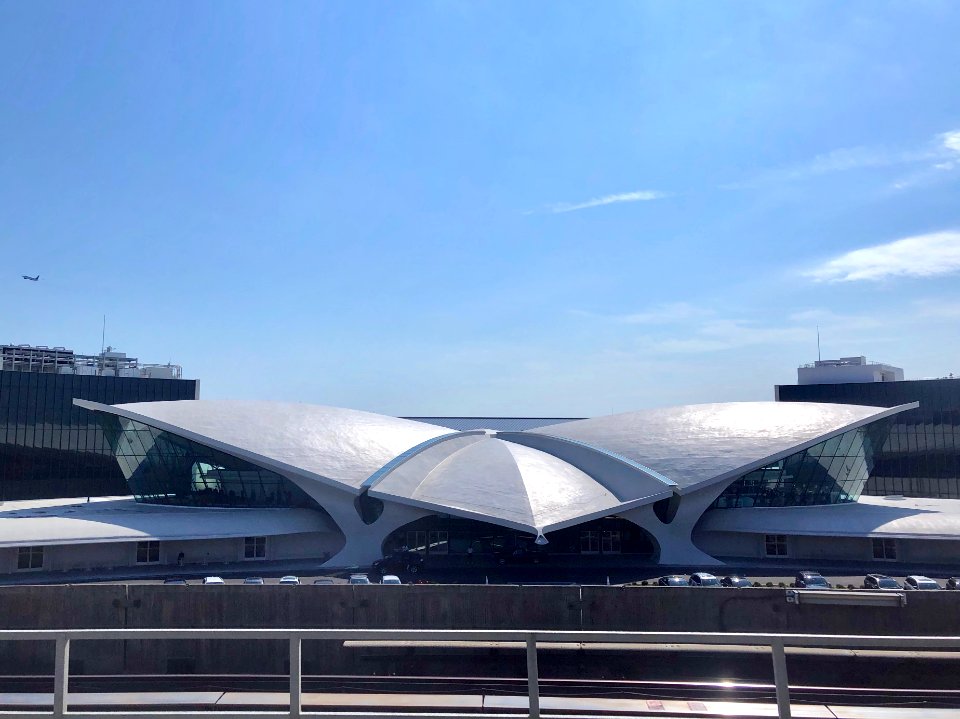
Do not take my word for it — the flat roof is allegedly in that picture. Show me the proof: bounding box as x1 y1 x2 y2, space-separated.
698 495 960 540
0 496 337 548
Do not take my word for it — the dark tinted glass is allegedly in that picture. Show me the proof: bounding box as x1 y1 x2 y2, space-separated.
0 370 199 500
97 415 313 508
778 379 960 499
711 419 892 509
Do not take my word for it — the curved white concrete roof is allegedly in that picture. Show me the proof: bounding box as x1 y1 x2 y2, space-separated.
534 402 912 492
369 434 667 534
76 400 452 492
76 399 914 537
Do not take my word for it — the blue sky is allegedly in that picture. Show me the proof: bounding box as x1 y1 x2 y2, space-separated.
2 1 959 416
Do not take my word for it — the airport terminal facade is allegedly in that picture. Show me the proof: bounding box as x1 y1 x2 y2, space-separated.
5 395 958 576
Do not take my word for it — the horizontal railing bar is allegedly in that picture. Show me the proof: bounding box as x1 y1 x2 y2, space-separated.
0 714 528 719
0 628 958 649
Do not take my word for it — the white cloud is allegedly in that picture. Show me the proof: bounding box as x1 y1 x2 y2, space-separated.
942 130 960 154
542 190 667 214
912 298 960 320
726 127 960 191
887 129 960 191
804 231 960 283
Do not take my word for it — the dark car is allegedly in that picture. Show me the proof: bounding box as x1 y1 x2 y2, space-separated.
372 551 424 576
658 575 689 586
688 572 720 587
794 571 831 589
946 577 960 591
721 575 752 588
863 574 902 590
163 577 188 585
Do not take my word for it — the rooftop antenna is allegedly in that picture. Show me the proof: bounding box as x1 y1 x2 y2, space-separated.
816 325 821 362
100 315 106 376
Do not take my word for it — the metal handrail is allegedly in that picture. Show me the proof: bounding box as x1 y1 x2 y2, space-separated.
2 627 959 719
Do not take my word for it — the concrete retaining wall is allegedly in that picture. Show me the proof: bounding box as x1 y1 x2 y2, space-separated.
0 584 957 675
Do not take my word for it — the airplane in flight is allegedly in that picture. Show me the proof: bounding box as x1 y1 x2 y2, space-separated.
21 275 39 281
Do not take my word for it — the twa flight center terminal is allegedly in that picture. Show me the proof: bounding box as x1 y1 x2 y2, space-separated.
4 397 960 575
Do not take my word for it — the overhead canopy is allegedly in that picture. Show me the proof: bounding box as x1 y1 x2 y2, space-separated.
698 495 960 540
0 496 337 548
534 402 915 491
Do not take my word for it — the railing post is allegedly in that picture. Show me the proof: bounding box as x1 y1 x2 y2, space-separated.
289 635 302 719
770 639 791 719
526 634 540 719
53 636 70 719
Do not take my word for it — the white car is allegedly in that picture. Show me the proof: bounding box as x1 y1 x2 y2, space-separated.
349 574 372 585
904 575 941 590
202 576 225 585
689 572 720 587
380 575 402 585
279 575 300 585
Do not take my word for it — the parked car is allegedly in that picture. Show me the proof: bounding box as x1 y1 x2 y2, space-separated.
380 575 402 585
279 575 300 585
657 575 689 586
904 575 941 590
243 577 265 585
163 577 188 585
202 576 225 585
372 551 424 576
863 574 902 590
689 572 720 587
349 573 372 585
946 577 960 590
313 578 335 585
794 571 831 589
720 575 752 588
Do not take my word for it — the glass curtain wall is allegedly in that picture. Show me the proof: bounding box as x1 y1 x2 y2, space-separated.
711 419 892 509
777 379 960 499
0 370 198 500
99 415 313 508
382 515 657 559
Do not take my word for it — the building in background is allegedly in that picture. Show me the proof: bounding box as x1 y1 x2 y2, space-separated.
0 344 198 501
777 358 960 499
797 356 904 385
404 417 581 431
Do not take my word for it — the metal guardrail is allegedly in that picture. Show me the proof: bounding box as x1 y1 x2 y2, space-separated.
785 589 908 606
2 627 960 719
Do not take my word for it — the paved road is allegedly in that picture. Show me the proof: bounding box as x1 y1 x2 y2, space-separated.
124 568 958 589
4 553 960 588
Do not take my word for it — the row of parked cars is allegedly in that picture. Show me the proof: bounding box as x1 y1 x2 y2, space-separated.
163 573 403 585
657 571 960 590
657 573 751 587
793 571 960 590
164 575 320 585
862 574 959 590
